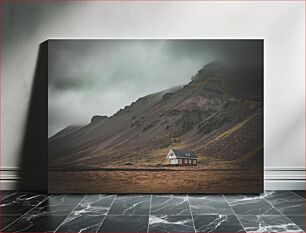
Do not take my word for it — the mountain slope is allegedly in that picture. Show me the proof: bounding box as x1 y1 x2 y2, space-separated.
48 62 263 167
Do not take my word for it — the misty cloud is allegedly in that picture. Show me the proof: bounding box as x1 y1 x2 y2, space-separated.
48 39 263 137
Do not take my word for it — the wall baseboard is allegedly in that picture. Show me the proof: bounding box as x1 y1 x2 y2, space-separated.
0 167 46 191
264 167 305 190
264 180 305 190
0 167 304 191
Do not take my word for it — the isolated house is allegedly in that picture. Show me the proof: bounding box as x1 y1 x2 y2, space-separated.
166 149 197 166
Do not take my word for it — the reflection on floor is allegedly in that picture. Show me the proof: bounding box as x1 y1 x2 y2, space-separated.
0 190 304 232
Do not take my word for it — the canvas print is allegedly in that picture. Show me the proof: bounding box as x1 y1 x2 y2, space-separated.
48 40 263 193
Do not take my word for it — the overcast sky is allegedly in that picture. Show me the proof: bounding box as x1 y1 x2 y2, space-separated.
48 39 262 137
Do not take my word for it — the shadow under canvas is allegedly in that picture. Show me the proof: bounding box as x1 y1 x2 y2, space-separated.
17 41 48 191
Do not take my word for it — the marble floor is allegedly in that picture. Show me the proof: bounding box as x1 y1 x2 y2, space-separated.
0 190 304 232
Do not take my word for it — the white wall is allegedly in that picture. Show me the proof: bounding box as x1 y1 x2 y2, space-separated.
1 1 304 190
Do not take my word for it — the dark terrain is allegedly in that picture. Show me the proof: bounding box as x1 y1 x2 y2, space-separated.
48 62 263 193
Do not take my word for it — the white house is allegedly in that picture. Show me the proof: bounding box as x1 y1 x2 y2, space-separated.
166 149 197 166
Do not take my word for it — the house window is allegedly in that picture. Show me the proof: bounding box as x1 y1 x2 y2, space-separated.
193 160 196 164
184 159 187 163
178 159 182 164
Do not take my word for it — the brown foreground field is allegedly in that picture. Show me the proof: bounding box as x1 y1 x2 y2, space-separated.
48 165 263 193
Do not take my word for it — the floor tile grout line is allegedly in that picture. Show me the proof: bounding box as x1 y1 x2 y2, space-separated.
265 191 305 216
146 194 152 233
54 194 87 233
187 194 196 233
1 193 51 231
263 194 304 232
222 194 247 232
289 190 305 200
96 194 117 233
